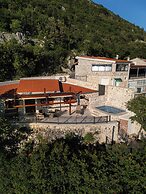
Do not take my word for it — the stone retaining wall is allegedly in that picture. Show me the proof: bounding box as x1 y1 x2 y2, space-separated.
18 121 119 144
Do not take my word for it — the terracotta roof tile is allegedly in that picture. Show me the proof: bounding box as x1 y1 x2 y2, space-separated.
0 78 96 97
17 79 60 93
78 56 130 63
0 83 18 95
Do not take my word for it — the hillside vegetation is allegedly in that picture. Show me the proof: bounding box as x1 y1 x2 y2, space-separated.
0 115 146 194
1 0 146 81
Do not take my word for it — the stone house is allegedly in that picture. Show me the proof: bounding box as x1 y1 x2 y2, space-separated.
75 56 146 138
128 58 146 94
1 56 146 141
75 56 131 88
75 56 146 96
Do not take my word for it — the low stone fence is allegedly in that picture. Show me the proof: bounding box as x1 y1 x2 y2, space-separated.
15 121 119 144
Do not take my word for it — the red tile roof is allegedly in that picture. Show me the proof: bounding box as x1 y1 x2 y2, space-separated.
77 56 130 63
62 83 96 93
0 83 19 95
17 79 60 93
0 78 96 97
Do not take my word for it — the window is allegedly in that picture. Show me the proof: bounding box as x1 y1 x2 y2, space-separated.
128 82 136 88
137 80 146 86
116 64 128 71
92 64 112 72
114 78 122 86
137 88 141 93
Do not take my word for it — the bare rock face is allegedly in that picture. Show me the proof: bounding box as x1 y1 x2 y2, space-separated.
15 32 25 43
0 31 47 47
61 66 71 74
0 31 25 44
61 55 78 77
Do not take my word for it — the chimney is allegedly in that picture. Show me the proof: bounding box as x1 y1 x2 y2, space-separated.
116 55 119 60
127 56 130 61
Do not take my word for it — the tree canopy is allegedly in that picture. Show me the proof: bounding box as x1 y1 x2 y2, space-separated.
127 95 146 134
0 124 146 194
0 0 146 81
0 113 145 193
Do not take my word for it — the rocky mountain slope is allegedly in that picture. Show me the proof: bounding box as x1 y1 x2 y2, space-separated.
0 0 146 81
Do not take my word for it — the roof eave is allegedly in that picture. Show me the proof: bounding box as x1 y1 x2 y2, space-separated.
76 56 116 63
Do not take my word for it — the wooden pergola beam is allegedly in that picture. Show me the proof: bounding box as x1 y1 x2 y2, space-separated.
14 99 77 108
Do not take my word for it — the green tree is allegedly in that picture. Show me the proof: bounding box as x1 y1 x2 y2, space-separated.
0 115 31 156
10 19 22 32
1 0 146 81
127 95 146 136
0 133 146 193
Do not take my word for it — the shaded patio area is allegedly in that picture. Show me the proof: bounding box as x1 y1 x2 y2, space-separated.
10 106 109 124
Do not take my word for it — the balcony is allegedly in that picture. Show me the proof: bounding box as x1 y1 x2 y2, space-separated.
129 68 146 79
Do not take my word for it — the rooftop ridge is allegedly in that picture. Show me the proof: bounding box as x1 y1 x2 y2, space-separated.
77 55 131 63
20 77 58 80
0 80 19 86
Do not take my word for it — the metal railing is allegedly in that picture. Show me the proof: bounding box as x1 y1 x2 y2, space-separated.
11 115 109 125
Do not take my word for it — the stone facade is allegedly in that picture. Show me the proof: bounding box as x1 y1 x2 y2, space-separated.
106 86 134 109
128 58 146 94
128 77 146 94
75 57 130 89
18 121 119 144
119 113 145 137
66 77 99 90
87 85 142 136
89 85 134 110
120 119 128 133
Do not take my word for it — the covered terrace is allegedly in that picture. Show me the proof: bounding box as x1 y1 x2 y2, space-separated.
0 78 97 118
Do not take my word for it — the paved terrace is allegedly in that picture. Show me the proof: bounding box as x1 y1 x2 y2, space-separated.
11 107 118 144
12 107 110 124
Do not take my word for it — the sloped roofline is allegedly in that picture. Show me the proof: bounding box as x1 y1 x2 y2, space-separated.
0 77 97 96
76 56 131 63
131 58 146 66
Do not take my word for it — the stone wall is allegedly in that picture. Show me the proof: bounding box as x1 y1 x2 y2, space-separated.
75 58 129 88
66 78 99 90
18 121 119 144
88 86 137 135
128 119 144 136
86 73 128 88
120 119 128 133
116 110 146 138
89 86 134 110
106 86 134 109
119 116 146 138
89 93 107 106
75 58 114 78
